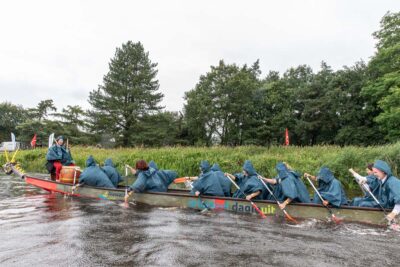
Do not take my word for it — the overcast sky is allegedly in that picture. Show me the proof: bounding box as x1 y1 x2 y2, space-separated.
1 0 399 112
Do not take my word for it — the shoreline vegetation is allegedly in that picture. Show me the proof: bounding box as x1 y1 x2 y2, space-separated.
1 143 399 191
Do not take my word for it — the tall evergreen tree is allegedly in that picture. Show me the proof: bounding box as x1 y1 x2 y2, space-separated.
88 41 163 146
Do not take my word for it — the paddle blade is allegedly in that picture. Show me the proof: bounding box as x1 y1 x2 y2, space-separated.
200 208 209 214
124 189 130 206
389 223 400 231
283 210 298 224
251 202 267 219
331 214 343 224
173 177 188 184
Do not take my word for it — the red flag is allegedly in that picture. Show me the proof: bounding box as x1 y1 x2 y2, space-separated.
284 128 289 146
30 134 37 148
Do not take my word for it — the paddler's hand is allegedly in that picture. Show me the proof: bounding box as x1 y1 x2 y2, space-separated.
359 176 367 184
322 200 329 206
279 199 291 210
125 189 132 202
264 178 277 185
304 173 316 181
129 167 137 175
195 191 200 197
71 183 80 191
246 194 253 201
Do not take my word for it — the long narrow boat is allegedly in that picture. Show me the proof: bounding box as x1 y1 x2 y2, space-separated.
4 162 390 226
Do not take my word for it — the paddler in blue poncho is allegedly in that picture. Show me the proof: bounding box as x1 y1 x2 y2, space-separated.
224 160 265 200
350 163 379 206
102 158 123 187
263 162 310 210
128 160 178 193
45 135 74 181
304 167 348 207
352 160 400 223
211 163 232 197
79 155 115 188
189 161 225 197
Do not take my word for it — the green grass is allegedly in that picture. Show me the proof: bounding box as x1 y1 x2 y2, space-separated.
1 143 400 191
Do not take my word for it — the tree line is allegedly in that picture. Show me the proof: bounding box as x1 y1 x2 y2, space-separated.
1 11 399 147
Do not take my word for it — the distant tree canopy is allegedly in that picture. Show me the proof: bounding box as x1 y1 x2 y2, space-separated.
183 11 400 146
184 60 262 146
183 60 383 146
362 11 400 142
15 100 89 146
1 11 399 147
0 102 26 141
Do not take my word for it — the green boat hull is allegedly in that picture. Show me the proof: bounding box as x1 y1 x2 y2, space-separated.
23 174 388 226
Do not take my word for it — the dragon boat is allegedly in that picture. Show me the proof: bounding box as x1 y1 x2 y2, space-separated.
2 161 390 226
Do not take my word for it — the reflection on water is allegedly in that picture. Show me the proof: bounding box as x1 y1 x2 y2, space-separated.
0 174 399 267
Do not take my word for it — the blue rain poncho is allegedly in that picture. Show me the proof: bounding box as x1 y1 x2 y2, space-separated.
129 166 178 193
46 145 74 166
313 167 348 207
356 160 400 208
211 163 232 197
149 160 158 170
79 156 116 188
232 160 265 200
190 161 225 197
269 162 311 203
366 175 379 194
101 158 123 187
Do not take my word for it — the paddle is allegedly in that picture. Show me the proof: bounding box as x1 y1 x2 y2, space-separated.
304 174 342 224
185 179 210 213
224 173 267 219
71 183 82 195
48 133 55 148
256 174 298 223
124 165 132 206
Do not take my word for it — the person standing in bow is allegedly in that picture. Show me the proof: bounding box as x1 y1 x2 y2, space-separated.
45 135 74 181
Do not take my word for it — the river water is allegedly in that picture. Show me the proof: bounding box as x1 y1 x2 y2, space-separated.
1 174 399 267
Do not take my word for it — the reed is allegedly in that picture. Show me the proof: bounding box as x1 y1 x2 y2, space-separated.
2 143 399 190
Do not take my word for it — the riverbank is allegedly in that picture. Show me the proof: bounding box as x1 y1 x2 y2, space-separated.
2 143 399 190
